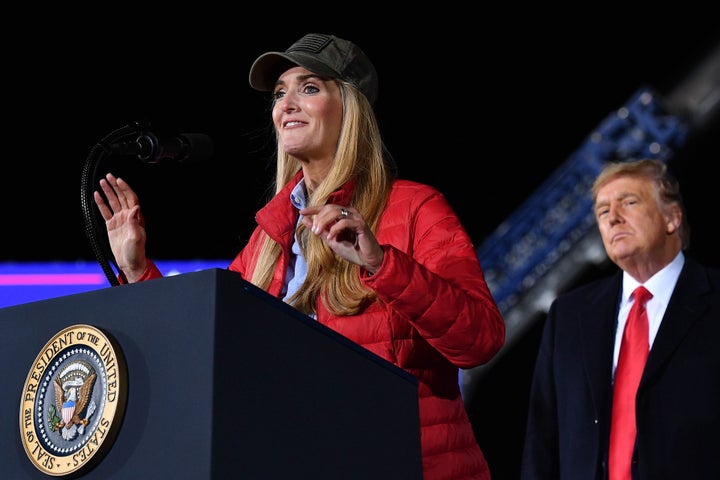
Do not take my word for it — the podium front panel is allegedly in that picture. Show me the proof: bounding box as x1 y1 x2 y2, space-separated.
1 268 422 479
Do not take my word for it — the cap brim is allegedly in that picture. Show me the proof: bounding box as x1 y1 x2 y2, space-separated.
249 51 340 92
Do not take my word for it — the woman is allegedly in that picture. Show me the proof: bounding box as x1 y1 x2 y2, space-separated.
95 33 506 480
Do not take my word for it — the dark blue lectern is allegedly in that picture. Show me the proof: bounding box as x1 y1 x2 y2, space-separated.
1 268 422 479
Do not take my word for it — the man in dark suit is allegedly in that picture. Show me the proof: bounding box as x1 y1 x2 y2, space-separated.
520 158 720 479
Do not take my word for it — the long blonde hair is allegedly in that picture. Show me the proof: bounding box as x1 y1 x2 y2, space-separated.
250 81 394 316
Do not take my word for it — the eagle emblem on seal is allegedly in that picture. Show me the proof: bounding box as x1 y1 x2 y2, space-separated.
48 360 98 440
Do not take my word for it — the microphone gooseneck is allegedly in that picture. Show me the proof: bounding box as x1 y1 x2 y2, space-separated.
81 121 214 287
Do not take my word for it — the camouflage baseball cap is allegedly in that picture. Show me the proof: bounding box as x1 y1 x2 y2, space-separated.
249 33 378 105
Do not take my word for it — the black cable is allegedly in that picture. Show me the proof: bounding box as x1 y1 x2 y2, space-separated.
80 121 143 286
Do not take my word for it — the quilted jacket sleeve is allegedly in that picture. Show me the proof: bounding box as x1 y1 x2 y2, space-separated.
363 181 505 368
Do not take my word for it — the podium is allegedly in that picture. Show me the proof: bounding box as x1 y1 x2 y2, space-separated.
1 268 422 479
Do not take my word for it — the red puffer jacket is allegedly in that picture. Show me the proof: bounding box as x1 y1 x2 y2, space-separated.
139 174 505 479
231 174 505 480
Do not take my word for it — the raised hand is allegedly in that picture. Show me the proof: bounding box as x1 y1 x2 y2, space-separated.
93 173 148 282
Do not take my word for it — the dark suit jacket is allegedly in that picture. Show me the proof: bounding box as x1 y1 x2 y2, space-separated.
520 256 720 479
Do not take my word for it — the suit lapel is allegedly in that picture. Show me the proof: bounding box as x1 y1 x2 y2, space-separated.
581 274 622 416
642 259 710 385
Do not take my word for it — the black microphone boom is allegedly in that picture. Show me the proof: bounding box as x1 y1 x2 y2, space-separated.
109 132 214 163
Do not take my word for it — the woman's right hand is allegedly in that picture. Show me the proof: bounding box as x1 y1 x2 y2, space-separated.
93 173 148 282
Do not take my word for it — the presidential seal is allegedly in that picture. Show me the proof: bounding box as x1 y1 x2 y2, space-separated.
19 324 127 477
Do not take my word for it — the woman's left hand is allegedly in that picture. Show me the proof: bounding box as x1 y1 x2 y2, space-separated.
300 204 384 275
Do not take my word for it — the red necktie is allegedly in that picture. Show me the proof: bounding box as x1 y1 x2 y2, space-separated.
609 285 653 480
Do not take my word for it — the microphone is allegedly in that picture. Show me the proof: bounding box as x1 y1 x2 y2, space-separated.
109 132 214 163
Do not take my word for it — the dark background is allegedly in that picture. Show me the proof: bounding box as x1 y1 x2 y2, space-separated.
4 11 719 479
6 14 719 266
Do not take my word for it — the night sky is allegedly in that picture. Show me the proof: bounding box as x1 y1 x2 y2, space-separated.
7 14 719 267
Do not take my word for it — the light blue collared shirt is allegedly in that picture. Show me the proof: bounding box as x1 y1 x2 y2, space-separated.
282 179 309 307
